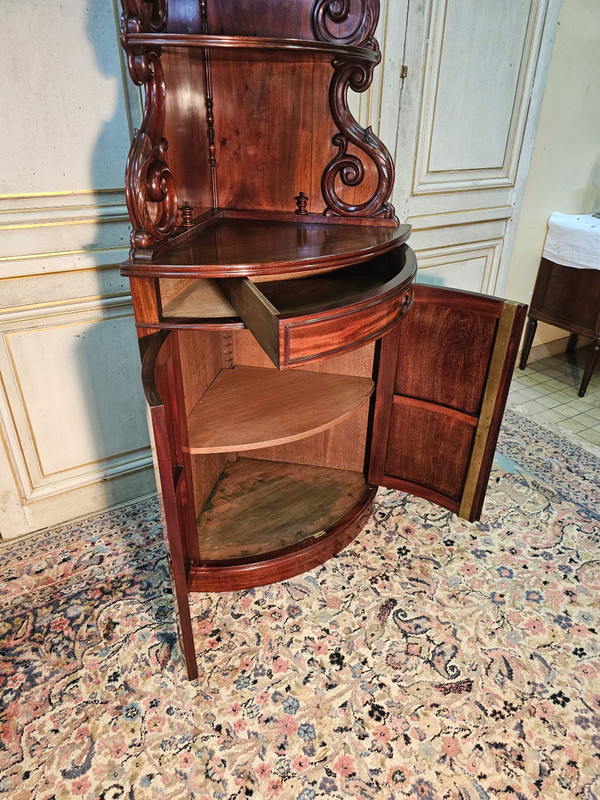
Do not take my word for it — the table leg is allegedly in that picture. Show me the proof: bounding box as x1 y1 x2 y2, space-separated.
519 317 537 370
579 340 600 397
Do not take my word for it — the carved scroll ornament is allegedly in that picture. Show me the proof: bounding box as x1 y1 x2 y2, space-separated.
322 53 396 220
121 0 167 33
121 5 178 253
311 0 379 47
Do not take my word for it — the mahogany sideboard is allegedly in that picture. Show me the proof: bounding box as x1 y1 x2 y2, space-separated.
118 0 526 679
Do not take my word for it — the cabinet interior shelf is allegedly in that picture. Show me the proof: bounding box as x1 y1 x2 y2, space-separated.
122 215 411 278
125 33 380 63
193 457 368 563
184 365 374 453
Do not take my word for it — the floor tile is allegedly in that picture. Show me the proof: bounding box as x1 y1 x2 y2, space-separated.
559 418 588 434
509 345 600 449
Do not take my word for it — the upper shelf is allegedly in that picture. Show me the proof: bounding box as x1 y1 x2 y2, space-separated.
124 33 380 63
121 214 411 279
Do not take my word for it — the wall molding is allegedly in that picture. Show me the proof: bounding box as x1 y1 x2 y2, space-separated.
412 0 547 195
416 238 504 295
0 296 151 504
0 189 130 272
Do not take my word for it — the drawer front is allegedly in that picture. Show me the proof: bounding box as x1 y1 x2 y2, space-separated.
218 245 417 368
281 289 413 366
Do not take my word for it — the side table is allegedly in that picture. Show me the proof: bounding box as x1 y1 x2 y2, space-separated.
519 214 600 397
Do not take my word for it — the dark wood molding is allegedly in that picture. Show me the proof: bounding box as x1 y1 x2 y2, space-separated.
311 0 379 47
323 52 396 220
121 12 179 253
121 0 167 34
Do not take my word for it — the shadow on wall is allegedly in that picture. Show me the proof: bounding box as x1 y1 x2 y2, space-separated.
72 0 155 511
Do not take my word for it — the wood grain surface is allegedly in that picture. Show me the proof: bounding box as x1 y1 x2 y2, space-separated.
195 457 367 560
184 365 373 452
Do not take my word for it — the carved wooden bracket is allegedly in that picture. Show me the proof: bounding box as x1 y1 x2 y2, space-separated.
311 1 395 220
322 52 395 220
121 2 178 254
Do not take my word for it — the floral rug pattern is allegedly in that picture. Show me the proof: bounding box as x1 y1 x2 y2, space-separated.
1 409 600 799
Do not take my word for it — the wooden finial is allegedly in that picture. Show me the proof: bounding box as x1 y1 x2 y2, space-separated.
295 192 309 215
179 201 194 227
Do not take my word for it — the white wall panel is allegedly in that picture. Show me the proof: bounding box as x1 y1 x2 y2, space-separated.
1 303 149 486
415 240 503 294
0 1 152 539
414 0 548 193
377 0 561 294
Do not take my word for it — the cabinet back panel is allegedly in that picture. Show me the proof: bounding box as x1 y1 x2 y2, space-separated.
245 406 369 472
162 50 214 213
205 1 311 39
231 329 372 470
211 60 333 213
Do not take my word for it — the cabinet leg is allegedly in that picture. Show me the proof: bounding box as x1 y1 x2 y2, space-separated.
164 544 198 680
519 317 537 370
579 340 600 397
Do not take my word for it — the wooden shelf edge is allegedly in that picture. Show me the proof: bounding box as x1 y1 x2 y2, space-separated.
183 366 374 453
126 33 380 63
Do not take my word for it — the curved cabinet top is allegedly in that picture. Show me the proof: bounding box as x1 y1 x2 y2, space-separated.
121 216 411 278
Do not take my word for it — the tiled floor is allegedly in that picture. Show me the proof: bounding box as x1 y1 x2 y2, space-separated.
508 344 600 448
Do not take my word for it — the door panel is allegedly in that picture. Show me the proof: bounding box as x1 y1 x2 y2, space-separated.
384 402 476 502
372 0 561 295
391 294 500 414
369 285 526 521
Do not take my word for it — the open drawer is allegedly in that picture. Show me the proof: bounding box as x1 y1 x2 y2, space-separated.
217 245 417 368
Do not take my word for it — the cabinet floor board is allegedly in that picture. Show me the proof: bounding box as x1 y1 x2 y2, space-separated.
195 458 367 560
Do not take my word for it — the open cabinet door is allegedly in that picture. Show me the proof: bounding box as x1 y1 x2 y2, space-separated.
141 332 199 680
369 285 526 522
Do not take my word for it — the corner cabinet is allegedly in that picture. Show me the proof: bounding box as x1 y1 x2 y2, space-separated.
118 0 526 680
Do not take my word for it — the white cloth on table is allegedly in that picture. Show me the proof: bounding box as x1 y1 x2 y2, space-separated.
542 212 600 271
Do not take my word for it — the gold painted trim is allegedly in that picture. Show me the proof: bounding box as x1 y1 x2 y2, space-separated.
0 292 131 316
0 204 127 217
458 302 518 519
1 215 128 231
0 370 33 499
34 447 151 481
0 189 125 200
0 264 123 281
0 245 127 263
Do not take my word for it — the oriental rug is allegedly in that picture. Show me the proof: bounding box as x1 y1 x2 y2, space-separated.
1 409 599 800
